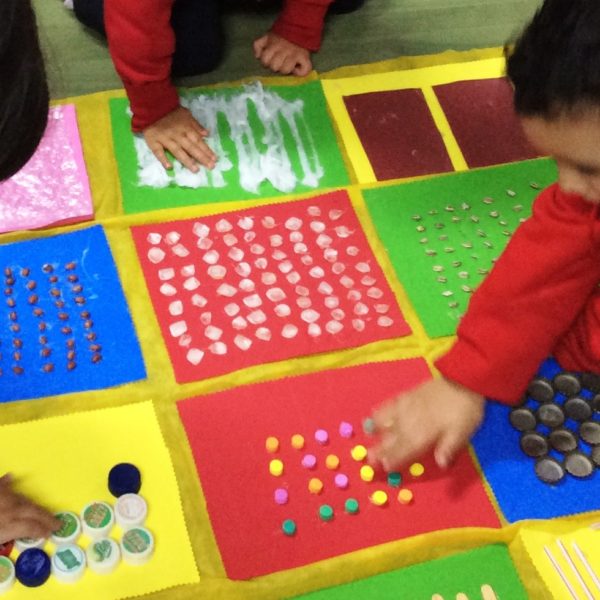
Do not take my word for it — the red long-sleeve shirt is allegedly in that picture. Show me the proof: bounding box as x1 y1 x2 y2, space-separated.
436 183 600 404
104 0 332 131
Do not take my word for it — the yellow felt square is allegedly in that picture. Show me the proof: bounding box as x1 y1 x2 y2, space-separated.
0 401 198 599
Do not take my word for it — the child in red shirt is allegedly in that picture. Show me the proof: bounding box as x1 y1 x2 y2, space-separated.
72 0 364 174
370 0 600 472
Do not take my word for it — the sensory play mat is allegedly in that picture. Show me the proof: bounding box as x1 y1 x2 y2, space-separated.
0 48 597 599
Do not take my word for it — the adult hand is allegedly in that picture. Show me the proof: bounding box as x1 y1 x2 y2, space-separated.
369 377 485 471
143 106 217 173
0 474 60 544
253 32 312 77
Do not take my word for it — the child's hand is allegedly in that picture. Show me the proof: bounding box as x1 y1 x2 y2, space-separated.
369 377 485 471
143 106 217 173
0 474 60 544
253 33 312 77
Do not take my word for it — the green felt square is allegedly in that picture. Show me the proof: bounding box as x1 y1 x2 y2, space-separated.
294 544 528 599
363 158 558 338
109 81 350 214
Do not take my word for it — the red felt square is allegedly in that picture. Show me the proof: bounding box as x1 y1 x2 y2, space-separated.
343 89 454 180
131 190 410 383
434 78 541 168
177 360 501 579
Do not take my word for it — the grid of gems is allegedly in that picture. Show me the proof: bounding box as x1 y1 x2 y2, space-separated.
1 261 101 376
412 185 538 315
510 371 600 484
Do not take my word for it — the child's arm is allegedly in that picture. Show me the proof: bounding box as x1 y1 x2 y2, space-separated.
104 0 216 172
0 475 59 544
254 0 333 76
370 184 600 470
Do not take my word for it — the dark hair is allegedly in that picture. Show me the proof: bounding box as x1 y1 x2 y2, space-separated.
506 0 600 118
0 0 48 181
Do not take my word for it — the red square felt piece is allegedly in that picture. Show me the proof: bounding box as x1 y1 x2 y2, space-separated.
131 190 410 383
343 89 454 180
434 78 540 168
177 360 501 579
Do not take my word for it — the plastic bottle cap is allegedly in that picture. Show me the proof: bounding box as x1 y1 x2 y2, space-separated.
15 548 51 587
265 437 279 453
50 512 81 545
274 488 289 505
120 527 154 566
370 490 388 506
0 556 15 593
282 520 296 536
387 472 402 487
115 494 148 530
315 429 329 445
397 489 414 504
334 473 349 489
339 422 354 438
86 537 121 575
351 445 367 461
325 454 340 470
15 538 45 552
301 454 317 469
291 434 305 450
81 501 115 539
409 463 425 477
345 498 359 514
308 478 324 494
360 465 375 482
269 459 284 477
108 463 142 498
319 505 334 521
51 544 86 583
0 542 13 558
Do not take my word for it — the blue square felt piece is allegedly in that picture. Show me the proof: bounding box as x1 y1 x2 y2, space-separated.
472 357 600 522
0 226 145 401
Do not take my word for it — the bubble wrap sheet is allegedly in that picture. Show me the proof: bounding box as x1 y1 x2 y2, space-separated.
0 104 93 234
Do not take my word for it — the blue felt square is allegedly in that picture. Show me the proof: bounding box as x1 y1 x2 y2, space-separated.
472 357 600 522
0 226 145 401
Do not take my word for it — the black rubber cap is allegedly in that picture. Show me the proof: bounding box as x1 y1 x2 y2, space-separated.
108 463 141 498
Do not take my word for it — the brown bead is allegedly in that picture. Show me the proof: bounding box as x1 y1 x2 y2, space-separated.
26 280 36 290
86 332 97 341
65 262 76 271
42 264 53 273
91 353 102 364
9 324 20 333
3 267 12 277
71 284 83 293
80 310 90 319
12 339 22 349
66 339 75 349
39 335 48 345
61 326 72 335
38 322 47 331
84 320 93 329
29 294 39 305
8 311 17 321
67 361 76 371
55 300 65 309
67 274 78 283
5 277 14 286
42 363 54 373
12 351 21 361
5 298 15 307
58 312 69 321
33 308 43 317
12 366 24 375
67 350 75 361
4 288 12 296
50 288 60 297
40 348 51 358
74 296 85 305
89 344 102 352
49 275 58 283
20 267 30 277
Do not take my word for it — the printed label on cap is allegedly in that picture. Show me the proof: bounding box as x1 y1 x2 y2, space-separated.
84 503 111 528
123 529 150 553
55 513 77 538
0 557 12 583
91 540 113 563
55 548 83 572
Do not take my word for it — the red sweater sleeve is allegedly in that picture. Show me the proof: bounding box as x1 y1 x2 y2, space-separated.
105 0 180 132
436 184 600 404
271 0 334 51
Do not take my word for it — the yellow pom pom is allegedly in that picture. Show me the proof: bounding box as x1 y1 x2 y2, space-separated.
269 459 284 477
350 445 368 461
265 436 279 453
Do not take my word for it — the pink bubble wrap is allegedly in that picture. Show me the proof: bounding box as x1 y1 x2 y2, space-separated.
0 104 93 234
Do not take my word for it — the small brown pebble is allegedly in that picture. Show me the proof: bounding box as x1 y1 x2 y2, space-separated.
50 288 60 297
67 274 78 283
33 308 43 317
6 298 15 308
29 294 39 305
38 322 47 332
71 284 83 293
12 366 24 375
49 275 58 283
89 344 102 352
42 264 53 273
91 353 102 364
8 311 17 321
65 262 76 271
40 348 51 358
20 267 30 277
4 288 12 296
39 335 48 344
74 296 85 305
58 312 69 321
61 326 72 335
84 319 93 329
66 339 75 349
9 324 20 333
12 351 21 361
86 332 96 341
67 361 76 371
3 267 12 277
5 277 14 286
67 350 75 361
42 363 54 373
80 310 90 319
12 339 22 349
26 280 36 290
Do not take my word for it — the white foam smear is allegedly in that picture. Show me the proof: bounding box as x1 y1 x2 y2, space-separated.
133 82 324 193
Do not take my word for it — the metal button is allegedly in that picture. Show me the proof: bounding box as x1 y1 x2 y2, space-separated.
549 428 578 453
537 403 565 428
520 432 548 458
527 378 554 403
565 451 594 478
581 373 600 393
535 456 565 483
509 407 537 432
552 373 581 397
579 421 600 446
564 396 592 421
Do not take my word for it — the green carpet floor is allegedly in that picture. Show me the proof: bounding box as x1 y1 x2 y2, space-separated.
36 0 541 100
